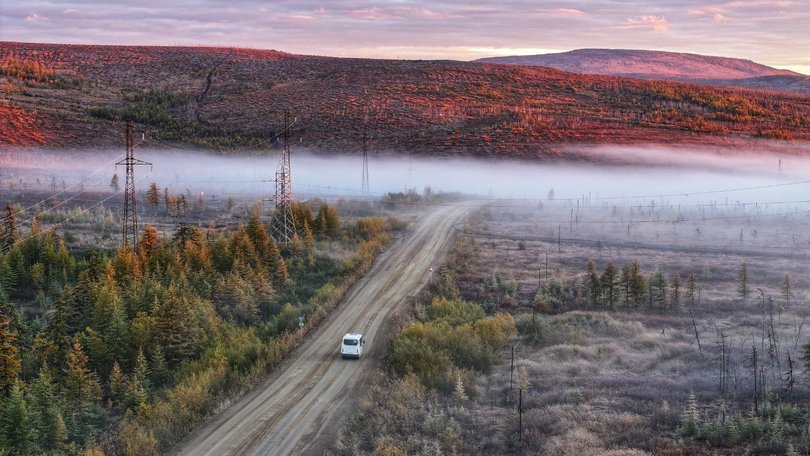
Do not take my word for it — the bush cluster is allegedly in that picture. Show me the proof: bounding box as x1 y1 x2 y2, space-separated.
387 297 515 392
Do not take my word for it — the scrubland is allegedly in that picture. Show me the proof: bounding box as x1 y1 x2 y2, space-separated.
334 198 810 455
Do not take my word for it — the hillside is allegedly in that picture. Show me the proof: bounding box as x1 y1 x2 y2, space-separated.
1 42 809 158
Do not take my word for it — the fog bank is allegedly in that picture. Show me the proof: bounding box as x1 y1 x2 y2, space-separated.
2 145 810 208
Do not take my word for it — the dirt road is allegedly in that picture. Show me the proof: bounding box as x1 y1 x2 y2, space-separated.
175 203 471 456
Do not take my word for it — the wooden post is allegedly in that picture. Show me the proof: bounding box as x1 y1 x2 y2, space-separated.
510 345 515 391
518 387 523 441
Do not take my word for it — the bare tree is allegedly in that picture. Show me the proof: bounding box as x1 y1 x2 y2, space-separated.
748 344 759 414
718 330 728 398
685 272 702 352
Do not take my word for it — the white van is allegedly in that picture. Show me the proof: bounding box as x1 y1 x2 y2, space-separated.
341 333 364 359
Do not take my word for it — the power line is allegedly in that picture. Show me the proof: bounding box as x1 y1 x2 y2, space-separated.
546 179 810 202
11 153 124 218
8 171 153 250
10 190 122 249
15 174 115 227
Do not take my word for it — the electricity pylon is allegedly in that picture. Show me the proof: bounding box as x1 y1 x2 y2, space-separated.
269 109 296 245
116 120 151 249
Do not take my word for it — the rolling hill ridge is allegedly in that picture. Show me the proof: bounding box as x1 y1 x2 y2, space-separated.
476 48 799 80
477 48 810 96
1 42 809 158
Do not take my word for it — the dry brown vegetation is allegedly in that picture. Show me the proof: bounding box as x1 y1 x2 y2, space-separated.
1 42 810 156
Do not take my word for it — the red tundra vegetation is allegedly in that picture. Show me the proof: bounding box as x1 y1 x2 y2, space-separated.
0 41 808 157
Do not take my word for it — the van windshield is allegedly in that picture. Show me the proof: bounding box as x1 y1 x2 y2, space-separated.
343 339 358 346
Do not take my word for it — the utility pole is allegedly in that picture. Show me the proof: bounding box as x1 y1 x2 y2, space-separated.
269 109 297 245
362 117 370 195
116 120 151 250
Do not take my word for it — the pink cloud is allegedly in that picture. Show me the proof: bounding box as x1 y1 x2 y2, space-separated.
688 6 723 16
622 15 668 31
350 6 460 22
350 7 389 21
689 1 797 17
690 1 809 23
24 13 49 22
724 0 795 8
544 8 586 17
419 9 461 20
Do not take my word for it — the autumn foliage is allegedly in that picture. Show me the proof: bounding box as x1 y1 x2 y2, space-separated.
0 204 391 455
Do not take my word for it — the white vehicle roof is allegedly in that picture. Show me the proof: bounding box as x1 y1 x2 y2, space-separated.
343 333 363 339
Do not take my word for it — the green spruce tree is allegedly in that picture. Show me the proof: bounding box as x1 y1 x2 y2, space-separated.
0 382 33 454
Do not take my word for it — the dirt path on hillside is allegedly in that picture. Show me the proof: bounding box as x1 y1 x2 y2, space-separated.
174 203 472 456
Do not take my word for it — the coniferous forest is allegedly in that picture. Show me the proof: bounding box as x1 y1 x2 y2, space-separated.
0 199 392 455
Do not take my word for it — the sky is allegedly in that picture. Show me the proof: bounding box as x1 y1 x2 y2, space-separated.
1 0 809 74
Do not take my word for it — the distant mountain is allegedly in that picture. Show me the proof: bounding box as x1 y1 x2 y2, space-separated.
477 49 799 81
2 42 810 156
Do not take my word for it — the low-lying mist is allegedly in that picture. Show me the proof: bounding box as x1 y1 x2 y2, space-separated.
2 145 810 209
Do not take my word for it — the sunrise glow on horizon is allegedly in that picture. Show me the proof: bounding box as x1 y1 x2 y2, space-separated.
2 1 808 73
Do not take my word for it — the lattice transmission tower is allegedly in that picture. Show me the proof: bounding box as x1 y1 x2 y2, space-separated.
116 120 152 249
269 109 297 245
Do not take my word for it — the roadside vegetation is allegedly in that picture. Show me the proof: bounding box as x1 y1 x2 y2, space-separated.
0 196 394 456
331 236 515 454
